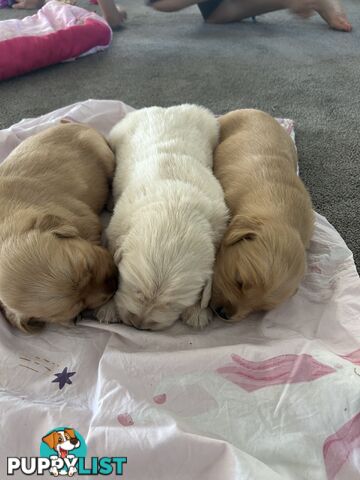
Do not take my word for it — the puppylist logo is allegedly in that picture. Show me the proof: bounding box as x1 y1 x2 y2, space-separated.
7 427 127 477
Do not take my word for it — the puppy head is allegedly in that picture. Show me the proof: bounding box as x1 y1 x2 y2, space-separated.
113 211 215 331
0 215 118 332
211 215 306 322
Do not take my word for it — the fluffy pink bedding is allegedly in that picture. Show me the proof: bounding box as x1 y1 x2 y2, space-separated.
0 0 112 81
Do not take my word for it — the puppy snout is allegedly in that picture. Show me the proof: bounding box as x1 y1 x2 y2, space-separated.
70 437 79 446
126 312 150 330
128 314 143 329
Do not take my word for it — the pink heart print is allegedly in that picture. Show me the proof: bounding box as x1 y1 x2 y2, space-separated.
117 413 134 427
153 393 167 404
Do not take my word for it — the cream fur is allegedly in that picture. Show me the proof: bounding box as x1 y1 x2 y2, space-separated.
99 105 228 330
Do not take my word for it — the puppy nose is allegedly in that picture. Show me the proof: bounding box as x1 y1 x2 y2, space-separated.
70 438 78 445
126 314 157 331
127 312 146 330
215 307 230 320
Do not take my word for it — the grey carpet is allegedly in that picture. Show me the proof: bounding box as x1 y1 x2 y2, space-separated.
1 0 359 271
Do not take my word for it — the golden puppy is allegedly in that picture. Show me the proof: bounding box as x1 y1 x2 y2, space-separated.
0 123 118 332
212 109 314 321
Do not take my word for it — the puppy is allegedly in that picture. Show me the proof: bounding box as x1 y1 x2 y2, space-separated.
0 123 118 332
211 109 314 321
100 105 228 330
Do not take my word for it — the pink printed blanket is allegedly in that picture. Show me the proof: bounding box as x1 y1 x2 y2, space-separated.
0 100 359 480
0 0 112 81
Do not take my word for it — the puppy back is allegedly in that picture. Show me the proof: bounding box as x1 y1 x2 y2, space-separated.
215 109 313 243
109 104 219 151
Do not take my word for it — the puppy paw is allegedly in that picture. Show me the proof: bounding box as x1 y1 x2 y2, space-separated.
95 299 120 324
181 304 213 329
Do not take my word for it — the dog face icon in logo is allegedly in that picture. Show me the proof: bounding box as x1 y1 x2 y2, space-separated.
43 428 80 458
41 428 86 477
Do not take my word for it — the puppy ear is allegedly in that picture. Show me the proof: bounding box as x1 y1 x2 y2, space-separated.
35 214 79 239
20 319 46 333
12 317 45 334
42 432 57 450
51 224 79 239
0 302 45 333
200 277 212 309
224 215 262 247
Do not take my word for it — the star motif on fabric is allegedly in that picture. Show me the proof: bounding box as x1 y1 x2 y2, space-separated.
52 367 76 390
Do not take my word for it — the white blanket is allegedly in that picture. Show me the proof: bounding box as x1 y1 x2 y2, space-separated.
0 100 359 480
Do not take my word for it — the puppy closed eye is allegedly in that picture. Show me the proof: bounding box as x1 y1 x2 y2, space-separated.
240 233 256 242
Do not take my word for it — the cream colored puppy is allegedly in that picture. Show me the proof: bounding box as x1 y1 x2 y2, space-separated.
212 109 314 321
0 123 118 332
99 105 228 330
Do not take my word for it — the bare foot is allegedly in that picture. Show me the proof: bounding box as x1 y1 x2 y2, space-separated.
287 0 351 30
12 0 44 8
105 5 127 28
97 0 127 29
315 0 352 32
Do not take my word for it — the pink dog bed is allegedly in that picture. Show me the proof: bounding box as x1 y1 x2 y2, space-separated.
0 0 112 81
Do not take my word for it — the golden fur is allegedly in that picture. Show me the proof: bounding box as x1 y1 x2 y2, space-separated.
212 109 314 321
0 123 118 332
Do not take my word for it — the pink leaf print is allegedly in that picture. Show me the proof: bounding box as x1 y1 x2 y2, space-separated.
217 353 335 392
117 413 134 427
323 412 360 480
153 393 167 405
340 349 360 366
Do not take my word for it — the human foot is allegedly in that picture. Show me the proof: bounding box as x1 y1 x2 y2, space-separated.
315 0 352 32
105 5 127 28
98 0 127 29
287 0 351 30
